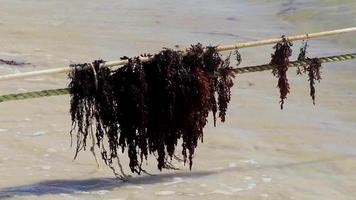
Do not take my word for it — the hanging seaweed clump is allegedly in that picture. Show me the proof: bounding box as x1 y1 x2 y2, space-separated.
111 57 148 174
68 44 236 177
298 40 308 61
306 58 322 104
297 40 308 75
68 60 128 177
296 41 323 104
270 36 293 109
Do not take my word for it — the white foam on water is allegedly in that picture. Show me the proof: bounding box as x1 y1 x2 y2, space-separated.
23 131 48 137
231 187 244 192
246 182 257 190
41 165 51 170
262 177 272 183
47 148 57 153
261 193 269 198
210 189 233 195
239 159 258 165
0 129 8 133
59 193 75 199
211 166 225 171
228 162 237 168
222 184 245 193
155 190 176 196
200 183 207 187
163 177 185 185
91 190 110 195
126 185 144 190
75 191 90 194
244 176 252 180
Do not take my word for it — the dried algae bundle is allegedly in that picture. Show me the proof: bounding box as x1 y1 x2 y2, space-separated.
69 44 236 177
270 36 293 110
297 41 323 104
69 40 324 177
271 38 322 108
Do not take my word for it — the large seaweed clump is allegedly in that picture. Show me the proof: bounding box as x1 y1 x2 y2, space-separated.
68 44 236 177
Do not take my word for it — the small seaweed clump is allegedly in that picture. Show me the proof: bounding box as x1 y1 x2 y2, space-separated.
296 41 323 104
306 58 322 104
270 36 293 109
68 44 236 177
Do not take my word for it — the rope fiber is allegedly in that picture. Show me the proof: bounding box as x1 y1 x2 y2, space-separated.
0 53 354 103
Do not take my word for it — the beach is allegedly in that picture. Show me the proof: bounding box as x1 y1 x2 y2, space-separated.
0 0 356 199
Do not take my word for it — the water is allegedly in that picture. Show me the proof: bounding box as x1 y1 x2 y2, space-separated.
0 0 356 199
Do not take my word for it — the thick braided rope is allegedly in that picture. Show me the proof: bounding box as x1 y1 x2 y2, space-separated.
0 88 69 103
0 53 354 103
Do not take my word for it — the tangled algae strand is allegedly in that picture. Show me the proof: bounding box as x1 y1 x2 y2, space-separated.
68 60 128 177
68 44 236 177
296 42 323 105
111 57 148 174
306 58 322 104
270 36 293 109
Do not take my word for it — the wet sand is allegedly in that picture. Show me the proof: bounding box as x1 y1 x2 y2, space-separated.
1 0 356 199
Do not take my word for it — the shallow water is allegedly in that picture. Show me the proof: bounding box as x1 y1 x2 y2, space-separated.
1 0 356 199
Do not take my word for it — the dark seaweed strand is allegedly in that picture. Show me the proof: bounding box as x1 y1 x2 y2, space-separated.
296 42 323 105
111 57 148 174
298 40 308 61
297 40 308 75
181 44 213 169
306 58 322 105
143 49 186 170
68 62 97 158
68 60 126 176
270 36 293 109
217 53 235 122
91 61 120 168
203 46 223 126
234 49 242 66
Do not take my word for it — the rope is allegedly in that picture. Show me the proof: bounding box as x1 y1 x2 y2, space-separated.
234 53 356 74
0 53 354 103
1 27 355 81
0 88 69 103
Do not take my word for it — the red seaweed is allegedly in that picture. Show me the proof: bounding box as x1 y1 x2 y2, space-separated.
306 58 322 105
296 41 323 104
68 44 236 177
270 36 293 109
